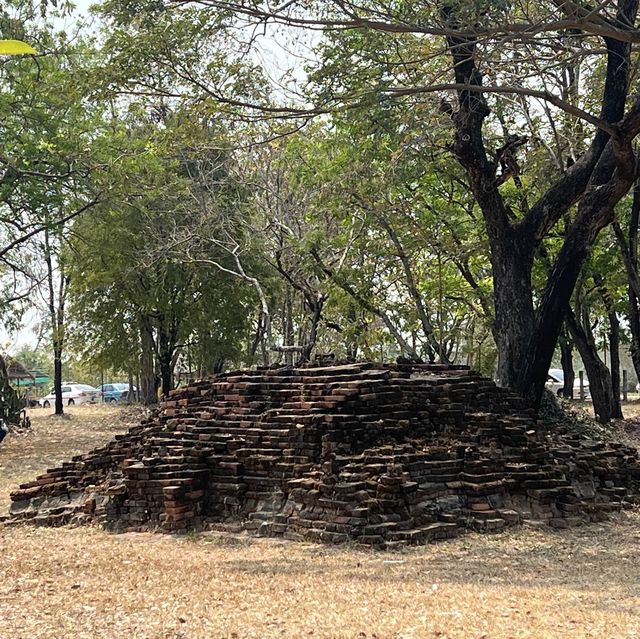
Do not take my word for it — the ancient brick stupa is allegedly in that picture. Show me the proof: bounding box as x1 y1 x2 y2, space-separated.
7 363 640 547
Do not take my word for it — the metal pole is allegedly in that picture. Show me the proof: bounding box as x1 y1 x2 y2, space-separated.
579 371 585 400
623 369 628 402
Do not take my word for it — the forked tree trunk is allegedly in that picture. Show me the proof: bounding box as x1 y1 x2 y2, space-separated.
444 0 640 410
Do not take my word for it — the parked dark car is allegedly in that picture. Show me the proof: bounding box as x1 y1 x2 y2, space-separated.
98 383 132 403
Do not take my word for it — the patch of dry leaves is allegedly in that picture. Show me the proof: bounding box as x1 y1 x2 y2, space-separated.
0 405 639 639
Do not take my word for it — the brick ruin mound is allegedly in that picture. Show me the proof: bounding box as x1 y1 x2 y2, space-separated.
6 363 640 548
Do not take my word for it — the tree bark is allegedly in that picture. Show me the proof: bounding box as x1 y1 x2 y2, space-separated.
566 305 617 423
608 309 623 417
595 273 624 418
559 323 575 398
43 225 68 416
490 232 536 388
52 348 63 414
139 315 157 405
157 320 173 398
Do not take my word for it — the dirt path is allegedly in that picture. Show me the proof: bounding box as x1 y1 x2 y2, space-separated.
0 405 639 638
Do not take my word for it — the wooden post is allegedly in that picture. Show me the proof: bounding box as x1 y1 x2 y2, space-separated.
623 369 628 402
579 371 585 400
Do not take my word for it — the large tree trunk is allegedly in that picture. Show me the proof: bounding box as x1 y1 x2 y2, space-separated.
444 0 640 410
491 233 536 388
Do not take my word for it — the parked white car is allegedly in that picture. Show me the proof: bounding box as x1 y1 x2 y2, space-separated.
546 368 590 397
38 384 100 408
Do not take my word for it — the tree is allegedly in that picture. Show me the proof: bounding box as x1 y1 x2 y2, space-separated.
0 0 99 419
67 108 254 400
288 118 494 364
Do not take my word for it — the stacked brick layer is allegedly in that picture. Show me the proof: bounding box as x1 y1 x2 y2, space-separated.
8 363 640 547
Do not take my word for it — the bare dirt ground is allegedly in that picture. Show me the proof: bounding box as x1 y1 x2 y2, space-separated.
0 404 639 639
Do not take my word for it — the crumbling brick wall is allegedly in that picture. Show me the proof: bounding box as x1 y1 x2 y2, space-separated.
8 363 640 547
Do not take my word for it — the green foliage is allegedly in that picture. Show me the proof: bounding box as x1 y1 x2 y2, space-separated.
279 117 494 361
66 108 254 375
0 373 25 424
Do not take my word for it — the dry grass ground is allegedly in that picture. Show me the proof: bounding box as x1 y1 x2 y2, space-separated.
0 404 639 639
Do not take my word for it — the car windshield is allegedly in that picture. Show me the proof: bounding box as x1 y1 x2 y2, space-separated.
548 369 564 382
